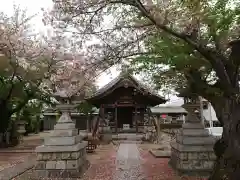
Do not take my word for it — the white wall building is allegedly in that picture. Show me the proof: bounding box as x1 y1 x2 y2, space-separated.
161 97 219 126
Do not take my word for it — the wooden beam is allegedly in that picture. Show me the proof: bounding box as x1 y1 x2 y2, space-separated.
135 106 138 133
115 103 118 133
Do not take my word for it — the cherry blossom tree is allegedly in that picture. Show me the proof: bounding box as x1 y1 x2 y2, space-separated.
0 5 97 145
0 5 52 138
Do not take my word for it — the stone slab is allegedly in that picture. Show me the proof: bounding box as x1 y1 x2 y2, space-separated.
54 123 75 130
179 129 210 136
169 160 212 177
182 123 204 129
34 159 89 178
170 142 214 152
176 135 215 145
35 141 87 153
50 129 78 137
44 135 82 146
56 161 66 169
149 149 170 158
66 159 80 169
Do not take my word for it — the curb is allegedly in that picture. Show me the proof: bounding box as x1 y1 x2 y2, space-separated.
149 149 170 158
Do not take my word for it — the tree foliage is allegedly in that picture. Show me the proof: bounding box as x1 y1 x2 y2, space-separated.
0 4 99 136
47 0 240 98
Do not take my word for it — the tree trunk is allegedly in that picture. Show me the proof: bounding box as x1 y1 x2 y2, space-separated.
209 100 240 180
0 102 11 134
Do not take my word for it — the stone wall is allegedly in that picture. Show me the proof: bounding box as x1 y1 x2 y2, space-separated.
35 147 87 178
170 147 216 175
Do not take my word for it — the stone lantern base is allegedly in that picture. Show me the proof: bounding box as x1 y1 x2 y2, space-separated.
35 142 88 178
34 112 88 178
169 122 216 176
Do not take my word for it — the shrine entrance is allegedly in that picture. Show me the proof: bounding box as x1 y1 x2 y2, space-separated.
117 107 133 129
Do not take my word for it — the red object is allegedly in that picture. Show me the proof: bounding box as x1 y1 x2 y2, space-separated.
161 114 167 119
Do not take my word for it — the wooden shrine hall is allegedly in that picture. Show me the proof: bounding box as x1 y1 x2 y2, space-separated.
86 72 166 134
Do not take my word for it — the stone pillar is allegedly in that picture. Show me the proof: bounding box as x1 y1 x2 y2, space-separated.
35 102 88 178
169 96 216 176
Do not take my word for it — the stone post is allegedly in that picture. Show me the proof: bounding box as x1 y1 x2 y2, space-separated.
169 96 216 176
35 94 88 178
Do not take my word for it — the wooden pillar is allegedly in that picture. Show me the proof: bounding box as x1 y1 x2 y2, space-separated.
102 105 105 125
115 104 118 133
86 113 89 132
135 106 138 133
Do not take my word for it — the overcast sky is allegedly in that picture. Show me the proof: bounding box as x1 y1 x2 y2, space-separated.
1 0 183 104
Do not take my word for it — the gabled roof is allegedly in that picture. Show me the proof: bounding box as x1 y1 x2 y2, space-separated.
86 72 166 106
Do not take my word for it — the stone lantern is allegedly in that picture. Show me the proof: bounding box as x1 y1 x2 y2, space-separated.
169 89 216 176
16 120 26 143
34 79 88 178
17 120 26 134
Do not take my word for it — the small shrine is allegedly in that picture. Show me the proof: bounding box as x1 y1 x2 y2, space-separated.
169 90 216 176
34 91 88 178
85 72 166 136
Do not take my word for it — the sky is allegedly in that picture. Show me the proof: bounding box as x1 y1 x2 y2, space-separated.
1 0 182 104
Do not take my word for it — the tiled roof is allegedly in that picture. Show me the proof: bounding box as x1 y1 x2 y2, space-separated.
87 72 165 101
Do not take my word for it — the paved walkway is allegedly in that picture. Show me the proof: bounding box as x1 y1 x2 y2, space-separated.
82 142 207 180
114 143 144 179
0 154 35 180
0 132 47 180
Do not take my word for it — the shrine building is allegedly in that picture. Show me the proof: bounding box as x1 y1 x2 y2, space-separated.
85 72 166 133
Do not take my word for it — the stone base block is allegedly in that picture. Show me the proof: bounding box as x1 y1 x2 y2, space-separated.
35 159 89 178
36 147 87 161
35 141 87 153
35 141 88 179
44 135 82 146
169 146 216 177
149 149 170 158
169 160 212 177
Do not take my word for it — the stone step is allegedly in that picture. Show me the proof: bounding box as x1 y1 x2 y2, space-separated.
171 142 215 152
112 140 142 145
44 135 82 146
182 123 205 129
50 129 78 137
178 129 210 137
176 135 215 145
118 140 142 144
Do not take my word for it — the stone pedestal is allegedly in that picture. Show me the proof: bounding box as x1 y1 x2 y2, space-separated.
35 111 88 178
169 99 216 176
